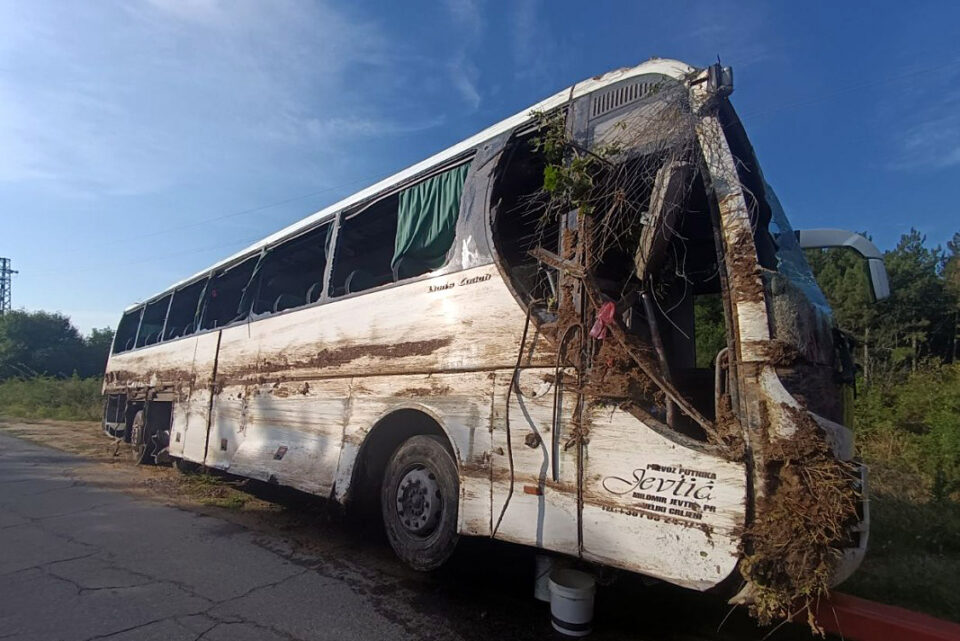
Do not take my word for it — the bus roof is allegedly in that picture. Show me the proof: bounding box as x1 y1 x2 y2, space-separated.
128 58 696 311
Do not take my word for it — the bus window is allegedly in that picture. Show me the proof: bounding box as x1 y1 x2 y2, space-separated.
136 294 171 348
164 279 206 339
490 131 555 305
330 163 470 297
329 195 399 297
199 257 257 330
392 163 469 280
251 222 332 315
113 307 142 354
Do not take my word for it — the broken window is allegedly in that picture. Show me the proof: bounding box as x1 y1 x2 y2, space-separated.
492 116 732 441
250 222 332 315
329 196 398 297
198 257 258 330
635 170 729 429
164 279 206 340
330 163 470 298
490 129 557 304
113 307 142 354
136 294 171 348
694 294 727 369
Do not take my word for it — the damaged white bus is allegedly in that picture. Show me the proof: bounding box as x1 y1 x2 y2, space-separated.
103 59 889 618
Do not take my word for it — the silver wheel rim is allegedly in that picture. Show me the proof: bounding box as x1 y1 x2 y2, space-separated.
395 466 442 537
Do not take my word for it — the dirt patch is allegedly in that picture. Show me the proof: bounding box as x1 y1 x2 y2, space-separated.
763 340 804 367
583 338 661 404
392 384 454 398
712 393 746 456
104 367 196 390
0 418 282 521
306 338 453 369
726 228 765 305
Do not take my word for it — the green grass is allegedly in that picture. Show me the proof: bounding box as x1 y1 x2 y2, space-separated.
842 363 960 622
0 375 103 421
843 493 960 621
178 473 252 511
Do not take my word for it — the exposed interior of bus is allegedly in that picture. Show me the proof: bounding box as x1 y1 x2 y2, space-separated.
490 126 730 439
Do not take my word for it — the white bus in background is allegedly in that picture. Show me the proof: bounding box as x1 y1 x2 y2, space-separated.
102 58 887 596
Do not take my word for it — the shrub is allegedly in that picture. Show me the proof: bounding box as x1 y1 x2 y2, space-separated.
0 375 103 421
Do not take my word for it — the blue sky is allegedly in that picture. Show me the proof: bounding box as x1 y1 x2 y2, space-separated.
1 1 958 333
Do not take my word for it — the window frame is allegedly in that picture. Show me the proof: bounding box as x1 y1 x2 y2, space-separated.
108 153 477 354
112 306 144 355
135 293 173 348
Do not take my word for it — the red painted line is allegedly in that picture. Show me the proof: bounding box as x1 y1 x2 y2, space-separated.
816 593 960 641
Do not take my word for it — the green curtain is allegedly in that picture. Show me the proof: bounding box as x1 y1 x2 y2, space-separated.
392 163 470 275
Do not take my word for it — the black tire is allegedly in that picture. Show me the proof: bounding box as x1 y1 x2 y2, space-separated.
381 435 459 571
129 410 150 465
173 458 201 474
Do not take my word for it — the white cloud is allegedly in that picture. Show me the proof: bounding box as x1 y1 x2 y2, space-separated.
887 86 960 171
442 0 484 112
508 0 567 90
443 0 483 39
681 5 775 70
0 1 449 197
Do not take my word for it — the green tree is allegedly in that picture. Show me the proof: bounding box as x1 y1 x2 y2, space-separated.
809 228 957 381
945 232 960 362
806 239 877 378
81 327 114 377
877 229 951 371
0 311 112 379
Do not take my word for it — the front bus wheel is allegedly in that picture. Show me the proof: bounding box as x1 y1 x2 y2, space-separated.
381 435 459 571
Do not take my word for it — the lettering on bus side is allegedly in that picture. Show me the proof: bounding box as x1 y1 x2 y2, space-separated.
601 464 719 525
428 273 492 293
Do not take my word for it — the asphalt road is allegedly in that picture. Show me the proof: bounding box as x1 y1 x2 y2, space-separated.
0 431 806 641
0 431 583 641
0 432 413 641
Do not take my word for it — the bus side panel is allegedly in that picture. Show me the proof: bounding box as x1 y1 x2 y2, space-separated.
332 371 495 535
490 368 580 555
104 331 206 395
581 406 747 590
213 264 550 385
205 323 351 495
168 331 221 463
208 379 351 496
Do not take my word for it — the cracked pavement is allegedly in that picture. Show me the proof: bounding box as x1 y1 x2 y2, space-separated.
0 429 790 641
0 433 427 641
4 431 559 641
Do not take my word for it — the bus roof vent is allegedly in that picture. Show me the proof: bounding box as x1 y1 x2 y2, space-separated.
590 79 656 119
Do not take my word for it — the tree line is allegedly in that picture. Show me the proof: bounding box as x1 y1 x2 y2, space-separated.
807 228 960 382
0 310 113 380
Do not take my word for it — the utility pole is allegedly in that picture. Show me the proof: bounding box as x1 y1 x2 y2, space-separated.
0 257 16 315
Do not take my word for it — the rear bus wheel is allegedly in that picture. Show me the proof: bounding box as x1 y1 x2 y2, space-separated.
129 410 150 465
381 435 459 571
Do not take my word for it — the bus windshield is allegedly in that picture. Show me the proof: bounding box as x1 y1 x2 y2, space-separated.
763 180 831 314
